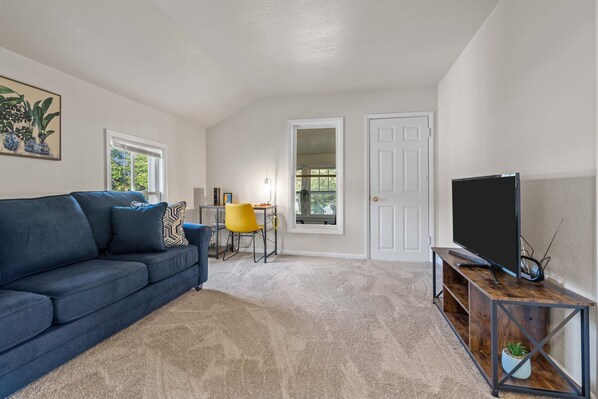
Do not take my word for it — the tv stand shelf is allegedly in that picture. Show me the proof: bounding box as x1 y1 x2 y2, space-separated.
432 247 594 398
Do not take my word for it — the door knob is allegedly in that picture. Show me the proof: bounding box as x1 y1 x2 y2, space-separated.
372 196 379 202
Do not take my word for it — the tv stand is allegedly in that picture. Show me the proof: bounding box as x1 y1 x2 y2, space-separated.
432 247 594 398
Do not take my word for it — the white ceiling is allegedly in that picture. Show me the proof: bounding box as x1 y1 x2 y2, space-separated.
0 0 497 127
298 128 336 156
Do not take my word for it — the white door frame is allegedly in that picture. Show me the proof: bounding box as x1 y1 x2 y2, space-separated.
364 111 435 261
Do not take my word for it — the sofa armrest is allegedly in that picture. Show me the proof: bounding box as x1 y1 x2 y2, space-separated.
183 223 211 285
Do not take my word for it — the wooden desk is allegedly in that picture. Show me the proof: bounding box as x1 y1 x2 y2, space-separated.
432 247 594 398
199 205 277 262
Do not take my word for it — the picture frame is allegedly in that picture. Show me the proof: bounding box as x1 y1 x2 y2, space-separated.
0 75 61 160
223 192 232 204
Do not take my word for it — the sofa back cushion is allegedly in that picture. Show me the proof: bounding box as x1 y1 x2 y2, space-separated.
0 195 99 284
71 191 147 251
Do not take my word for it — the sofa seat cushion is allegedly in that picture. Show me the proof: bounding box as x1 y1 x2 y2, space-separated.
102 245 198 283
0 290 53 353
2 259 148 323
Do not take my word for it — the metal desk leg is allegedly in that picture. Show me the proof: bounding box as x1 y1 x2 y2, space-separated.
215 208 220 260
263 209 267 263
581 306 590 398
491 301 499 397
274 207 277 254
432 250 436 303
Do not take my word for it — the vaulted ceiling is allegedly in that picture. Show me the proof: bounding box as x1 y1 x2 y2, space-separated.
0 0 497 127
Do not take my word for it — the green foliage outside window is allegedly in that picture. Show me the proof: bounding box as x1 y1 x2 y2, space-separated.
110 148 130 191
110 148 149 192
133 154 149 191
296 168 336 216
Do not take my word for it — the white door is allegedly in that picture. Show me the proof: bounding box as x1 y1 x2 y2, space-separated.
370 116 430 261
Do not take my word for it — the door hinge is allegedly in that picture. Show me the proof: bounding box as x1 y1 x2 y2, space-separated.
428 128 432 138
428 236 432 246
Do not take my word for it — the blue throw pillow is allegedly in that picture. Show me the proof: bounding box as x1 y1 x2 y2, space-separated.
108 202 168 254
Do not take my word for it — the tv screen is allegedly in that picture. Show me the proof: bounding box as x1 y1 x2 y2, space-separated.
452 174 521 277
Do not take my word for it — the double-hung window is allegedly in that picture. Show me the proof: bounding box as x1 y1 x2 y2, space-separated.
295 168 337 218
106 130 166 203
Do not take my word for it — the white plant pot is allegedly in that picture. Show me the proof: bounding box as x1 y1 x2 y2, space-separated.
501 349 531 379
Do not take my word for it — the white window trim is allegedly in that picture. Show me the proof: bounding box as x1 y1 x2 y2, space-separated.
105 129 168 202
288 117 344 235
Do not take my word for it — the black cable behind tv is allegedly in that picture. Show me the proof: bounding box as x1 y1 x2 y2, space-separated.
449 249 544 284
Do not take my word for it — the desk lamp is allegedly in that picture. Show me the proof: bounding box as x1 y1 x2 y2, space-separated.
264 178 272 204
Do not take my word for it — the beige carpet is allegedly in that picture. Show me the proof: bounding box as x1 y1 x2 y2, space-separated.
12 255 538 399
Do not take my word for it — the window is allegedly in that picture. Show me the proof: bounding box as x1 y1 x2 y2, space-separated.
288 117 343 234
296 168 336 216
106 130 166 203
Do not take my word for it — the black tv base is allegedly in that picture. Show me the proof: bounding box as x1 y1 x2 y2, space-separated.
448 249 500 285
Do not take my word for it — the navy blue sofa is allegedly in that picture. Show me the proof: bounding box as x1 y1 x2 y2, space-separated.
0 191 211 398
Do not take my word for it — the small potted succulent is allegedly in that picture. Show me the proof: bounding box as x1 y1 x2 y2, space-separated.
502 341 531 379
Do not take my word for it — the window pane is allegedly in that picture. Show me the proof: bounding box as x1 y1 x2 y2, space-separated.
295 176 302 191
295 192 302 215
318 177 328 191
110 148 131 191
133 153 149 191
310 193 336 215
311 169 319 175
310 177 319 191
329 177 337 190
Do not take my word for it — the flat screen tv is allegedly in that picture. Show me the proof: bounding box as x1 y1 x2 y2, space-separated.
452 173 521 277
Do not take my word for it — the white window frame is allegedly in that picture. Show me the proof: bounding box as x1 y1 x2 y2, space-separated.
105 129 168 202
288 117 344 235
295 166 337 220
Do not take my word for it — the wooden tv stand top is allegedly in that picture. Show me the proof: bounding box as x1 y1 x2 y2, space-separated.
433 247 594 307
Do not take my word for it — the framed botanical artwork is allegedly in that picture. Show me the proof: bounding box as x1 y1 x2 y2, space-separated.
0 75 61 160
223 192 232 204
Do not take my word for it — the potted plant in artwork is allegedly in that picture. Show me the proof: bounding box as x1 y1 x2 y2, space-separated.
0 86 27 152
0 84 59 156
30 97 58 155
502 341 531 379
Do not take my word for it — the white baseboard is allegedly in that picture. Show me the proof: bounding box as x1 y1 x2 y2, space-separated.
234 246 366 259
278 249 366 259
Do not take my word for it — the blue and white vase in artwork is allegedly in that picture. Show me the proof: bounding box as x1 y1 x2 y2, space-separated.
23 138 50 155
501 348 531 379
24 138 36 153
2 132 20 152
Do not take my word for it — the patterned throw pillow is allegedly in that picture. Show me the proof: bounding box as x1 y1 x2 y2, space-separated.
131 201 189 247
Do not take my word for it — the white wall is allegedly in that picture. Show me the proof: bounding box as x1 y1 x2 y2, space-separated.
0 46 206 207
206 87 437 257
438 0 596 392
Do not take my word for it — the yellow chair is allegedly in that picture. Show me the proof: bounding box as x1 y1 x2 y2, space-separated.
223 203 266 262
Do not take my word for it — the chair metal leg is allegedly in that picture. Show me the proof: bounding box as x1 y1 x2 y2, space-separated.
253 232 257 263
